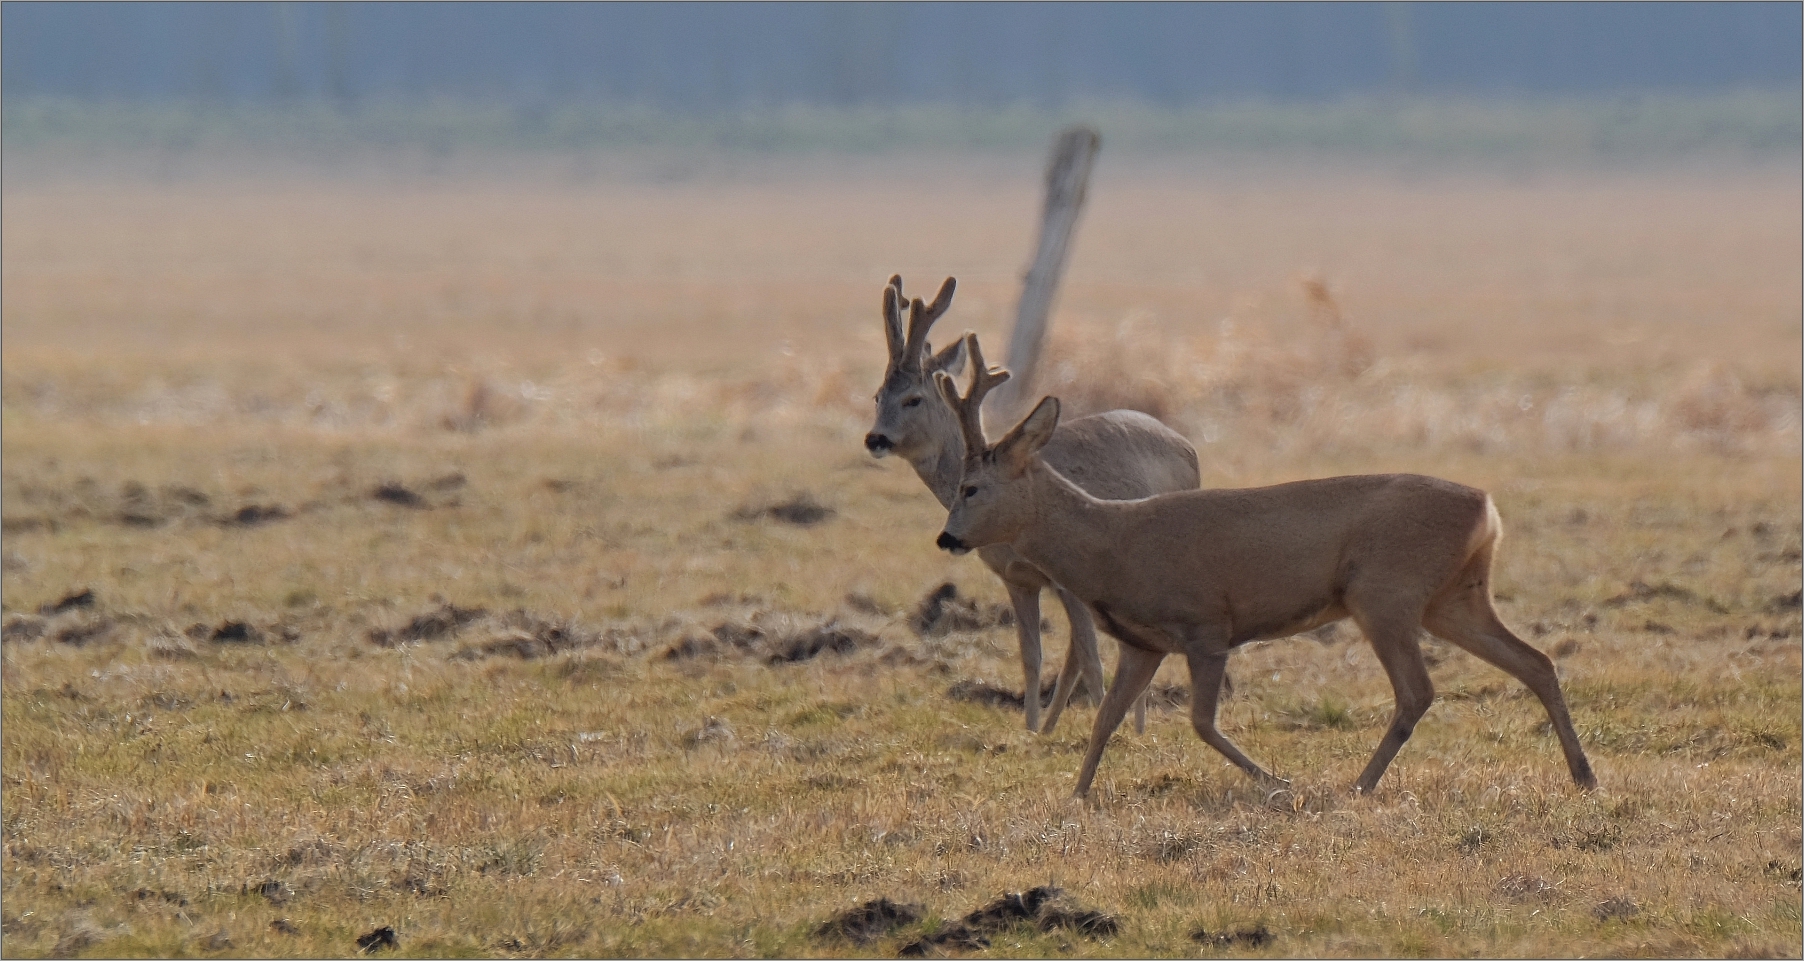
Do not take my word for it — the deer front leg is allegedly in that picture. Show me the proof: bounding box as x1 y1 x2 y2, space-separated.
1073 644 1165 799
1185 644 1285 786
1003 581 1046 732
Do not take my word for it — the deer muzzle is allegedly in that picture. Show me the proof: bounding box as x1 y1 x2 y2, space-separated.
863 432 893 457
936 531 969 555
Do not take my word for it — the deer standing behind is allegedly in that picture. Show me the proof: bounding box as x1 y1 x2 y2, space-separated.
932 340 1596 797
865 276 1200 733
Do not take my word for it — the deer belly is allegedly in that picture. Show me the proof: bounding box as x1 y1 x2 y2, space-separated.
1229 598 1347 646
1090 602 1180 654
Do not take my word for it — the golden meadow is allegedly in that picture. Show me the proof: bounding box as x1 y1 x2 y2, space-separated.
2 138 1799 956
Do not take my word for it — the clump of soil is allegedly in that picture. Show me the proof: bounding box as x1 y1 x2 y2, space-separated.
732 491 835 526
662 622 766 660
368 603 487 646
768 623 876 664
4 610 116 647
221 504 290 526
371 482 428 508
909 583 1018 636
898 887 1117 956
112 481 239 528
453 611 600 660
40 589 96 615
1189 923 1274 948
1601 579 1728 613
946 679 1056 712
356 925 398 953
662 620 875 664
816 898 923 945
187 620 297 644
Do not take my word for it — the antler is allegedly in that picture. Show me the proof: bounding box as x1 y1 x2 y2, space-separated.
881 276 906 365
898 277 956 372
934 332 1011 457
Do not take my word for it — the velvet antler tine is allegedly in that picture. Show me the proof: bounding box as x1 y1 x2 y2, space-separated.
900 277 957 372
881 282 906 365
943 332 1010 456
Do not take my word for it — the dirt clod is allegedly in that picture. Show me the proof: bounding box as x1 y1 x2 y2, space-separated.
1602 579 1728 614
816 897 923 944
733 491 835 526
946 679 1056 712
372 483 427 508
910 583 1017 636
40 589 96 615
210 621 259 643
898 887 1116 956
48 613 116 646
369 603 487 646
224 504 290 526
1190 924 1274 948
357 925 399 953
769 623 876 664
453 611 601 660
2 614 48 643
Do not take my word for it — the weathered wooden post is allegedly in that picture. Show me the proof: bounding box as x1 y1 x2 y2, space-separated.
989 125 1101 420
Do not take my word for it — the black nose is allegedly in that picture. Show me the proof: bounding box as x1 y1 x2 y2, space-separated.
936 531 964 552
864 432 892 453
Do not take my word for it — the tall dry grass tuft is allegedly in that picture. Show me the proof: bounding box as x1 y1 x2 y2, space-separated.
1036 276 1391 449
1034 277 1797 460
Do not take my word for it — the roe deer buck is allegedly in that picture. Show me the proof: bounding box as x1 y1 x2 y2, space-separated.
865 276 1199 733
931 345 1597 797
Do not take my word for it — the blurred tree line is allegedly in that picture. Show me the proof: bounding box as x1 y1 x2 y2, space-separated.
4 2 1798 108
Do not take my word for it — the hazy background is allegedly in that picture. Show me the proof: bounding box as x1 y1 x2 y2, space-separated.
3 2 1800 160
6 2 1801 104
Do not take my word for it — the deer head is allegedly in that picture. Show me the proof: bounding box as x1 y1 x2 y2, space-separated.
864 275 967 461
933 333 1060 555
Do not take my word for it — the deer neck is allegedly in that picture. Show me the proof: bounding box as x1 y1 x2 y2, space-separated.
1009 460 1118 593
903 426 967 510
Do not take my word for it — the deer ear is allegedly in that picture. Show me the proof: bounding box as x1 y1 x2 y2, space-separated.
927 336 967 377
995 396 1059 475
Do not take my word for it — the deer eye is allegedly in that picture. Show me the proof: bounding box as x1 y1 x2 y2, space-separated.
962 485 978 498
902 396 923 408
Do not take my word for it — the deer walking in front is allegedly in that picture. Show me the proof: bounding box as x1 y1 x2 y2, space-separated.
866 276 1198 733
932 342 1597 797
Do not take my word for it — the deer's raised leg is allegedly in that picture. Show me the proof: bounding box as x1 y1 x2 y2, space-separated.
1073 644 1165 799
1348 606 1436 796
1424 564 1596 789
1185 644 1283 785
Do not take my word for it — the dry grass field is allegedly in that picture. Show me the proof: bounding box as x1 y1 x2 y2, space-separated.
2 148 1799 958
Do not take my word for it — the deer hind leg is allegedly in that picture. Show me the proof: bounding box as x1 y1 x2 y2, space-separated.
1347 604 1437 796
1424 555 1597 789
1003 581 1047 732
1185 646 1284 785
1073 644 1165 799
1040 585 1108 735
